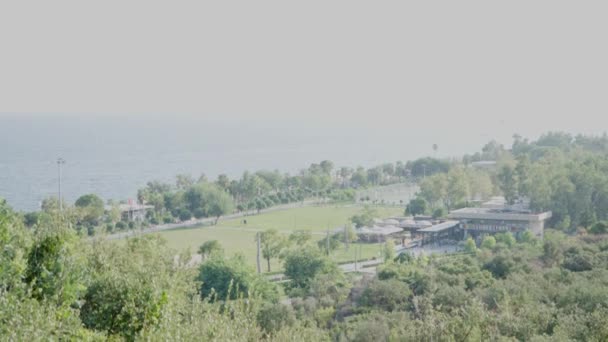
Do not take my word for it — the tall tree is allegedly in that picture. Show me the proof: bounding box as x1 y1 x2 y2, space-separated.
259 229 287 272
497 165 517 204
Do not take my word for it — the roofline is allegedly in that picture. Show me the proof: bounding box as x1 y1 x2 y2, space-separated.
448 209 552 222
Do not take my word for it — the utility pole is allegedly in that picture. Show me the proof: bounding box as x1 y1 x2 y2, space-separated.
344 225 349 251
57 158 66 211
354 242 358 271
326 227 330 256
256 232 261 274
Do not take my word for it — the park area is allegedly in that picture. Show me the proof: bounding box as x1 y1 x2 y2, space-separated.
151 205 403 272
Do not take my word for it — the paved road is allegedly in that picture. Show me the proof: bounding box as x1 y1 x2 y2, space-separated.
105 200 321 240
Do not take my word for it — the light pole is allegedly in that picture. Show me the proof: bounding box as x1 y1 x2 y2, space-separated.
57 158 66 211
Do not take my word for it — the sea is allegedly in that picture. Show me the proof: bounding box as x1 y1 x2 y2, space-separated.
0 114 491 211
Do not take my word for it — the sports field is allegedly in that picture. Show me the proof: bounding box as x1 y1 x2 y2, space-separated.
151 205 402 271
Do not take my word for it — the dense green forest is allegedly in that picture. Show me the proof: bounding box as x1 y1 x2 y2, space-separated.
3 132 608 340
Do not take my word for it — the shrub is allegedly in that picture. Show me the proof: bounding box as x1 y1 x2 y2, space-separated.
256 303 296 334
80 275 167 339
193 208 206 219
197 256 277 302
483 254 514 279
481 236 496 249
284 248 335 291
588 221 608 235
358 279 411 312
178 209 192 221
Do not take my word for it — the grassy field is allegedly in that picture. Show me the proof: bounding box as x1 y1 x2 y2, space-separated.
151 204 403 272
218 205 403 232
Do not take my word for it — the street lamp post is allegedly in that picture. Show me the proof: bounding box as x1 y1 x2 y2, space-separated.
57 158 66 211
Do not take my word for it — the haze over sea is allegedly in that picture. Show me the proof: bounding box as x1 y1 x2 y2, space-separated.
0 114 585 212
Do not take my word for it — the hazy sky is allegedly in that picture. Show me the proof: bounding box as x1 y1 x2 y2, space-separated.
1 1 607 141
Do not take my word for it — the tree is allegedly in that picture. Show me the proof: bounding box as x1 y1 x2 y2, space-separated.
483 254 514 279
317 233 342 255
75 194 105 226
383 239 395 262
588 221 608 234
207 189 235 224
283 247 335 290
445 167 469 210
350 167 368 187
175 174 195 190
480 236 496 250
257 303 296 334
259 229 287 272
288 230 313 246
178 208 192 221
358 279 411 312
41 197 66 213
497 165 517 204
463 237 477 253
407 157 450 178
215 174 231 192
198 240 223 260
467 169 494 201
80 274 167 339
419 173 447 209
184 184 235 223
320 160 334 175
0 200 30 292
432 208 446 219
350 206 377 228
515 155 532 197
24 227 84 305
197 256 277 301
495 232 516 247
406 198 427 216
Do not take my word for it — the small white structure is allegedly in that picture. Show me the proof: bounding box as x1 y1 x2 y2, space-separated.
106 203 154 222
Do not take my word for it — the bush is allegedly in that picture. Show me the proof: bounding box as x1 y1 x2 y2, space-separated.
193 208 206 219
197 256 277 302
588 221 608 235
495 232 516 247
24 230 84 305
80 275 167 339
178 209 192 221
256 303 296 334
562 247 595 272
358 279 411 312
284 248 335 291
481 236 497 249
105 223 115 233
115 221 127 230
483 254 514 279
406 198 427 216
432 207 446 219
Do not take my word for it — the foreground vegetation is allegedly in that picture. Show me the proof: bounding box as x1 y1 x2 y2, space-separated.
3 198 608 340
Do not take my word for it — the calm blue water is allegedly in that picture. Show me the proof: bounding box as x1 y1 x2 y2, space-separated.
0 115 487 211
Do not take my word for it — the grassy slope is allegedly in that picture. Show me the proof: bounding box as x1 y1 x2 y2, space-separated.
153 204 403 272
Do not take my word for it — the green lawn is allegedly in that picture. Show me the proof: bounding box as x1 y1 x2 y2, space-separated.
151 204 403 272
218 205 403 232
